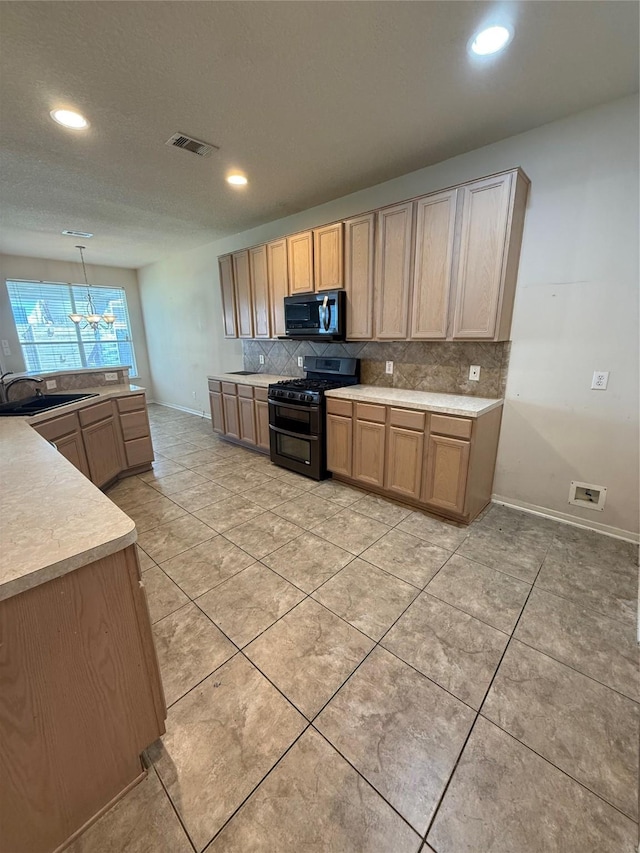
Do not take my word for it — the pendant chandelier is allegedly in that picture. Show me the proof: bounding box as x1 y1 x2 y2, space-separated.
68 245 116 330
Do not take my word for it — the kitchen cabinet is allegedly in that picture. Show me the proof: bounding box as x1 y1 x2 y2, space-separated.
314 222 343 291
255 399 270 450
79 401 125 488
232 250 254 337
33 411 90 478
209 387 225 433
219 254 237 338
374 201 414 339
353 405 386 488
222 383 240 439
116 394 154 470
386 425 424 501
287 230 314 294
422 434 470 515
267 238 289 337
211 380 272 454
326 412 352 477
344 213 375 340
238 386 256 445
249 245 270 338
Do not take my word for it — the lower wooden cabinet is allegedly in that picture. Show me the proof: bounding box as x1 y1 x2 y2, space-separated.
255 400 270 450
54 432 91 478
82 416 124 488
222 393 240 439
385 426 424 501
238 396 256 444
353 419 386 488
422 434 470 515
209 380 271 455
33 412 91 479
326 413 352 477
209 390 225 433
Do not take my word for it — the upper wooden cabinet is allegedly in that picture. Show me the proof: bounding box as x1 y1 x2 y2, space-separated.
314 223 343 291
267 238 289 338
218 254 237 338
344 213 375 340
232 250 254 338
287 231 314 294
374 201 414 339
249 245 270 338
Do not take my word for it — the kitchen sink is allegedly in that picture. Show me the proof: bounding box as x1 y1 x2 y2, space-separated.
227 370 257 376
0 393 98 416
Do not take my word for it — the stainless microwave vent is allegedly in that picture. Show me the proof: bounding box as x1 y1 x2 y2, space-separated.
165 133 219 158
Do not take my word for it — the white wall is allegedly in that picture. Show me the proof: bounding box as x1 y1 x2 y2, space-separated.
0 253 152 390
139 95 639 538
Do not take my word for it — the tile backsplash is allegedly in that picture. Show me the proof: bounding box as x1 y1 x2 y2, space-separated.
243 340 509 398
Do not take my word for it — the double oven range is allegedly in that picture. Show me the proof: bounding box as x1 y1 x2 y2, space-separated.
268 356 359 480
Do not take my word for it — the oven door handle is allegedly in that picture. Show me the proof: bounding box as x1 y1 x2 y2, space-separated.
269 424 320 441
268 399 320 413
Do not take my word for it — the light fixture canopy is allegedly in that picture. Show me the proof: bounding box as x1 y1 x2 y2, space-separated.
50 108 89 129
227 173 248 186
470 25 513 56
68 245 116 331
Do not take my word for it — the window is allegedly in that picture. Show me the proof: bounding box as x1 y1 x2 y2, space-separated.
6 280 137 375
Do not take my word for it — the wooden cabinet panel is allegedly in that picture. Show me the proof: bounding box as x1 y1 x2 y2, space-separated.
254 387 268 402
232 250 254 338
208 379 222 393
326 397 352 417
430 414 473 439
209 391 225 433
119 410 150 442
386 426 424 501
32 411 78 441
249 245 270 338
267 238 289 338
375 201 414 339
353 419 386 487
423 434 470 515
223 393 240 439
237 384 254 399
314 222 343 291
123 436 154 469
79 399 113 427
355 402 386 423
116 394 146 414
326 413 352 477
389 407 425 431
238 396 256 444
410 190 457 339
344 213 375 340
451 173 512 339
54 431 90 479
255 400 270 450
287 231 314 294
82 416 124 488
219 254 237 338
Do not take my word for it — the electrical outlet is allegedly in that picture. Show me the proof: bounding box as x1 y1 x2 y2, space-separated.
1 339 11 356
297 356 304 368
192 391 197 400
469 365 481 381
591 370 609 390
46 379 57 391
385 361 394 375
104 372 118 382
259 354 265 365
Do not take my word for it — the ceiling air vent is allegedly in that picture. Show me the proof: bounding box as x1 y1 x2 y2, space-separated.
165 133 219 158
62 229 93 238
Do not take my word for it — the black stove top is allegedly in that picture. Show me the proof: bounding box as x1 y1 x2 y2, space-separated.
272 378 342 392
268 355 359 405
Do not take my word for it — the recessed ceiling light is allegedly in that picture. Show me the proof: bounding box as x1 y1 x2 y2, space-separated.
227 173 248 186
50 109 89 129
62 229 94 238
470 25 512 56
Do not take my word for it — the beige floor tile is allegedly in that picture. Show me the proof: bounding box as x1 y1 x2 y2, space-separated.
149 469 210 496
262 532 354 593
187 433 225 450
313 558 418 641
161 536 256 599
242 479 305 509
127 495 187 534
311 509 390 556
139 459 187 483
136 544 156 572
157 441 202 460
514 589 640 702
396 511 469 551
427 717 637 853
167 449 220 469
350 493 412 526
382 593 508 709
270 468 319 490
197 563 305 647
137 515 216 563
142 566 190 623
483 640 639 819
308 479 365 506
316 647 475 834
224 512 304 559
65 768 192 853
209 442 253 460
192 495 264 532
360 529 451 588
425 554 530 633
457 524 548 583
245 598 374 718
168 481 233 512
150 655 306 852
273 492 342 529
211 468 276 494
107 479 162 512
152 603 236 706
207 728 420 853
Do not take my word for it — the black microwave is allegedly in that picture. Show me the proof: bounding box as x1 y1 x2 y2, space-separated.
283 290 346 341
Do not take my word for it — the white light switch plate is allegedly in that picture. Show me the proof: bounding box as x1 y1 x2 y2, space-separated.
104 372 118 381
259 355 265 365
297 356 304 367
469 365 481 381
46 379 57 390
385 361 394 374
1 339 11 356
591 370 609 390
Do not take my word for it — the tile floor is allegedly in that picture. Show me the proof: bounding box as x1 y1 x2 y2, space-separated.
69 403 639 853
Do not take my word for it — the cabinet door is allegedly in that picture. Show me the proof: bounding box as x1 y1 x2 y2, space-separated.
385 426 424 501
451 173 512 339
314 222 343 291
223 394 240 439
219 254 237 338
209 391 225 433
410 190 458 339
54 431 90 479
267 238 289 338
287 231 314 294
344 213 375 340
232 249 254 338
238 396 256 444
249 245 270 338
255 400 270 450
423 434 470 515
82 417 123 487
353 419 386 487
326 413 352 477
374 202 414 339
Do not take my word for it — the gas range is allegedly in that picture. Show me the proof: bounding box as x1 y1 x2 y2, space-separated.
268 378 343 405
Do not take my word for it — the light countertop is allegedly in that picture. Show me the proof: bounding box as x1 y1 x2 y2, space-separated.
208 372 294 388
325 385 503 417
0 384 146 602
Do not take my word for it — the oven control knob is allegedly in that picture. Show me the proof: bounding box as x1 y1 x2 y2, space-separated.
305 394 313 402
287 391 294 399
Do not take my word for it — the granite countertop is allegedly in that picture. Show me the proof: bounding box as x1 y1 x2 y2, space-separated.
208 372 294 388
0 384 146 602
325 385 503 417
24 383 146 424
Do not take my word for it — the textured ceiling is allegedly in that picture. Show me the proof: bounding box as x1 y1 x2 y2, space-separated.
0 1 638 268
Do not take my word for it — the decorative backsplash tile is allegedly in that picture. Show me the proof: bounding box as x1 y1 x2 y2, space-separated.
243 340 509 398
5 368 130 401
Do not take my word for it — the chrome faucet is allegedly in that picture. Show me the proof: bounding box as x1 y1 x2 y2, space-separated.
0 372 45 403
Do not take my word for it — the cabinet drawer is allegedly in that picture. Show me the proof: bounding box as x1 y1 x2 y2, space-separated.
33 411 79 441
326 398 352 417
430 414 473 439
237 384 254 399
79 400 114 427
124 436 154 469
208 379 222 393
221 382 237 396
389 407 425 431
116 394 146 414
356 402 386 423
120 410 150 441
254 387 268 402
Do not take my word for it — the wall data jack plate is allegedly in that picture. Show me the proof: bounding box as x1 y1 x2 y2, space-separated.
469 365 481 381
568 481 607 512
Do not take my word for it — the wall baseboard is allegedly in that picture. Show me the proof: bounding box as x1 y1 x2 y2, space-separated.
151 399 211 419
492 494 639 544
